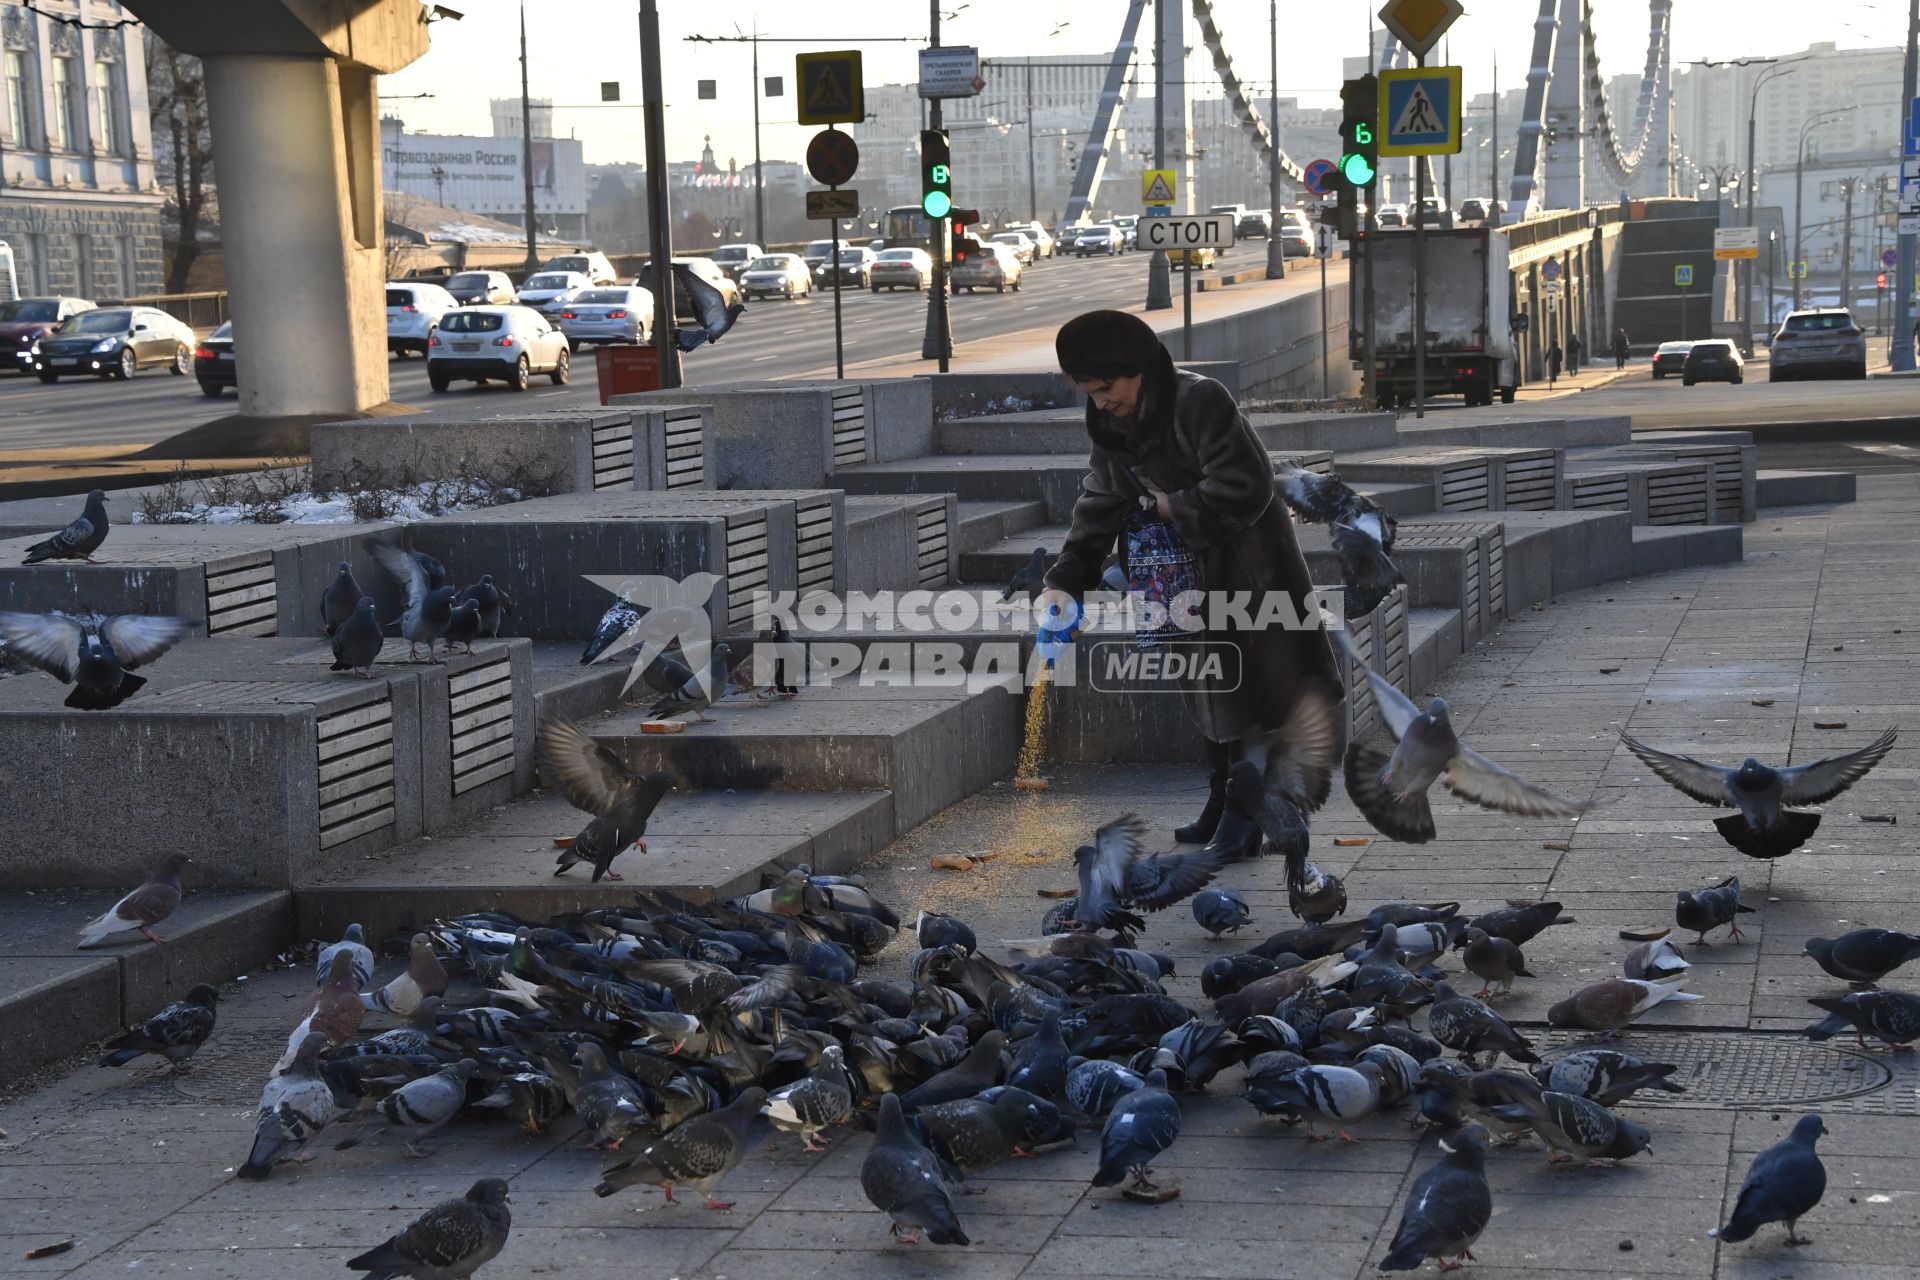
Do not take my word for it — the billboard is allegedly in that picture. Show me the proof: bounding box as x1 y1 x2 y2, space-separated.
381 131 587 222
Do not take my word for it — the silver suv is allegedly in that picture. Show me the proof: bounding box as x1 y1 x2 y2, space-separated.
1769 308 1867 381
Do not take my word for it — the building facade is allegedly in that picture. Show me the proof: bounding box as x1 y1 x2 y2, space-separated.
380 118 588 240
0 0 164 299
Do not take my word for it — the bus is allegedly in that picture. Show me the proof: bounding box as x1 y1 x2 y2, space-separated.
883 205 941 252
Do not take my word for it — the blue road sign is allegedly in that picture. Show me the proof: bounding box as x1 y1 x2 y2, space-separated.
1540 258 1562 283
1303 158 1337 197
1908 96 1920 157
1674 264 1694 288
1379 67 1462 157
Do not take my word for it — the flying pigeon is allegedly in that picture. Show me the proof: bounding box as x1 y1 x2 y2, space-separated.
1336 629 1589 843
1713 1114 1828 1247
763 1044 854 1151
1275 465 1401 618
1620 729 1897 858
1487 1089 1653 1164
453 574 512 638
77 853 190 948
1531 1050 1684 1106
362 933 448 1017
670 261 746 351
537 719 673 882
238 1033 339 1178
1378 1124 1494 1272
328 597 385 679
347 1177 512 1280
595 1085 767 1208
442 600 483 656
1191 886 1252 937
1091 1067 1181 1189
372 542 455 662
1804 928 1920 987
98 984 219 1071
21 488 108 564
646 642 733 722
1000 547 1048 603
1676 875 1755 945
0 610 191 709
862 1092 970 1245
1547 976 1700 1036
1804 990 1920 1049
1070 813 1226 935
320 561 364 637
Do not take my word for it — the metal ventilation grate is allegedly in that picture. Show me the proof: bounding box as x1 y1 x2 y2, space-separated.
1342 611 1379 743
663 409 706 489
1376 588 1409 692
204 552 277 637
448 655 515 795
725 510 770 627
1668 445 1743 521
1569 473 1631 511
1438 461 1491 512
591 417 635 489
316 698 396 849
1648 464 1709 526
830 387 868 468
795 496 836 597
916 501 950 588
1536 1029 1907 1114
1502 454 1558 510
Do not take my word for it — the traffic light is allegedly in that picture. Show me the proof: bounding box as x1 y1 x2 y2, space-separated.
1338 75 1379 189
920 129 952 220
953 234 983 265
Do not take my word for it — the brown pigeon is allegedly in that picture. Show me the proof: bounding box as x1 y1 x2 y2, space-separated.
76 853 189 948
363 933 449 1016
1547 976 1701 1035
276 949 365 1072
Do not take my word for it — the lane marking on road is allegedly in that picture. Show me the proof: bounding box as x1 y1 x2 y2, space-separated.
751 353 781 361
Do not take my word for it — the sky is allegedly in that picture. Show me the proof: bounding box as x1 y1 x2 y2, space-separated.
380 0 1907 167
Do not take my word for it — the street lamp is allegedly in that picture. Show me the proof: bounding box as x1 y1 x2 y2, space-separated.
1793 106 1855 309
1740 64 1796 355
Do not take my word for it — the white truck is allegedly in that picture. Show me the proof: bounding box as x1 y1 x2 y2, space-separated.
1349 225 1518 407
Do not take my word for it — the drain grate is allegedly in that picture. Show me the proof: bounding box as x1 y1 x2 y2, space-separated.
591 417 635 489
1501 454 1558 511
204 552 278 637
1438 461 1491 512
1342 611 1379 743
1648 463 1710 525
663 409 706 488
1536 1029 1907 1113
795 495 837 597
830 387 868 468
316 697 396 849
448 655 515 795
725 510 771 627
1569 473 1630 511
915 501 949 588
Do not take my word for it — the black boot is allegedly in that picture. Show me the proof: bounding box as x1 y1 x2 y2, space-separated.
1202 746 1263 863
1175 740 1231 844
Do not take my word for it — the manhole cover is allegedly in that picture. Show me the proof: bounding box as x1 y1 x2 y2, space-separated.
1537 1030 1910 1113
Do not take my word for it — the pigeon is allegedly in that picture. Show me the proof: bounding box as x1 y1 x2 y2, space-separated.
317 923 375 991
277 949 365 1072
1532 1050 1685 1106
1070 813 1225 934
328 596 385 679
1714 1114 1828 1246
1066 1058 1146 1118
899 1030 1004 1111
320 561 364 637
1225 760 1311 875
1336 630 1588 843
1000 547 1048 604
1805 990 1920 1049
1289 860 1348 925
1191 887 1252 937
915 910 976 953
765 618 803 697
1092 1067 1181 1189
0 610 191 709
21 488 108 563
763 1044 853 1151
670 261 746 351
1462 901 1573 947
1427 981 1540 1067
646 642 732 722
1257 1062 1384 1141
594 1085 767 1208
76 853 190 947
238 1033 340 1178
916 1088 1062 1179
1351 924 1436 1017
1805 929 1920 987
1459 927 1533 998
1621 729 1898 858
573 1042 650 1149
1548 976 1700 1035
1005 1010 1070 1101
410 550 450 591
862 1092 970 1245
1676 875 1755 944
1378 1124 1494 1272
454 574 512 638
1488 1089 1653 1164
358 1059 479 1157
581 600 642 665
537 719 673 883
372 542 456 662
1275 466 1402 618
442 600 482 656
1222 687 1343 888
363 933 448 1016
347 1177 512 1280
99 984 219 1070
1624 935 1692 981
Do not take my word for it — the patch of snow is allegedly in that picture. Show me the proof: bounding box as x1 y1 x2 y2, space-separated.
131 481 519 526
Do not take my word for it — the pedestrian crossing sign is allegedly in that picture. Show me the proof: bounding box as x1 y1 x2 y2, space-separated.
1378 67 1462 157
1141 169 1177 205
795 51 864 126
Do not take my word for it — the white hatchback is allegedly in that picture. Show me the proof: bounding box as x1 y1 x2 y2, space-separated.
514 270 591 316
386 282 458 356
427 305 572 393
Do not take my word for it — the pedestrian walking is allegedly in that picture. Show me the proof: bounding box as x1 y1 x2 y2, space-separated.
1565 333 1582 375
1546 340 1563 386
1613 325 1630 370
1042 310 1345 863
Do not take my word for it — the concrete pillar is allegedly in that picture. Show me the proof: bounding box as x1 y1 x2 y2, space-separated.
1157 0 1195 214
1542 0 1584 212
202 55 386 418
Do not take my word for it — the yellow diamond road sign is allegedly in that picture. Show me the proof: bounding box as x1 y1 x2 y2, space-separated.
1141 169 1176 205
1377 0 1464 59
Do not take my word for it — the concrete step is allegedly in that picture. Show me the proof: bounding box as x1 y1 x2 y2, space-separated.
1404 508 1633 601
956 498 1049 553
1630 523 1744 576
934 411 1400 456
1756 469 1857 509
294 788 896 944
1407 606 1465 694
842 494 959 591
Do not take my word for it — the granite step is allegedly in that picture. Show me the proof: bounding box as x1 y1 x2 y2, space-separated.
1756 469 1857 509
956 498 1049 553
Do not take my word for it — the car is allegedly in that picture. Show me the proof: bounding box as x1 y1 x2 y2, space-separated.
1073 226 1123 257
1236 210 1272 239
632 257 744 320
953 241 1024 293
1456 197 1490 224
1377 204 1408 228
33 306 196 382
989 231 1036 265
740 253 813 300
514 270 590 317
426 305 570 393
1166 245 1217 269
1413 197 1451 228
444 270 515 305
0 296 93 372
816 246 876 288
557 286 655 347
1650 340 1695 379
540 251 617 286
1110 215 1139 249
385 281 458 356
193 320 236 397
1055 220 1091 247
1275 209 1312 258
1208 203 1248 223
869 247 932 292
1682 339 1744 386
802 239 838 275
1768 307 1868 381
711 243 765 282
1016 222 1056 259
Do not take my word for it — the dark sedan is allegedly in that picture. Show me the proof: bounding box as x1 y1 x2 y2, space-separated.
193 321 235 396
0 296 93 372
1681 339 1744 386
1650 340 1694 379
813 246 876 288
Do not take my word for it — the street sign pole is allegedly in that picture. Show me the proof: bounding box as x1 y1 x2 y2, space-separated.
832 215 844 380
1183 246 1194 359
1897 0 1919 371
1318 227 1330 399
921 3 952 370
1413 53 1427 419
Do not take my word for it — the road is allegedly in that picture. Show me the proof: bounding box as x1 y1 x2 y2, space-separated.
0 248 1188 453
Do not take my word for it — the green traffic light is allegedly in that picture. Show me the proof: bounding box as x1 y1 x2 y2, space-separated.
922 190 953 218
1339 152 1375 186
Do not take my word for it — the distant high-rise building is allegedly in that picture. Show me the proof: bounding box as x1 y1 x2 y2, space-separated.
491 97 555 139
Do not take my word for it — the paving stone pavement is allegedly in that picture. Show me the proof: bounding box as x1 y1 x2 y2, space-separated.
2 475 1917 1279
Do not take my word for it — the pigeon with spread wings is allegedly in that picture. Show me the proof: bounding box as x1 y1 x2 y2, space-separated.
536 719 673 882
0 610 191 709
1069 813 1226 934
